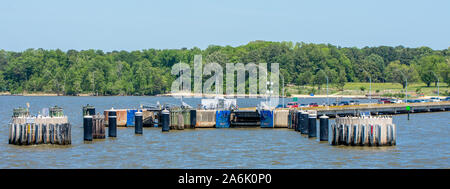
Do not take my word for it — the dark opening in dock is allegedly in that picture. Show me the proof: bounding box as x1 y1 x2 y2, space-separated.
230 110 261 127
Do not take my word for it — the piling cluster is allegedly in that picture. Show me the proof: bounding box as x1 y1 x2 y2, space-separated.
169 108 195 130
6 103 399 148
9 106 71 145
195 110 216 128
83 114 106 141
288 109 396 147
83 106 149 140
329 116 396 146
9 123 71 145
273 110 289 128
94 106 398 147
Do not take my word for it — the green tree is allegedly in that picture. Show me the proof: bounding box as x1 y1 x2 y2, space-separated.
296 72 312 85
0 70 6 91
437 58 450 86
0 42 446 96
415 55 444 87
335 70 346 91
385 60 419 88
314 70 328 90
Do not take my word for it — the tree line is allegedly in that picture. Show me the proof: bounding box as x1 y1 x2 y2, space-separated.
0 41 449 96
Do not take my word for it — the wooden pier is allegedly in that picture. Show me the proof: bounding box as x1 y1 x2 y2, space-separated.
300 101 450 117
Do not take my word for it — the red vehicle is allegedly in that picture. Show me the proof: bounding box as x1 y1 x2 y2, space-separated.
379 98 392 104
286 102 299 108
309 102 319 107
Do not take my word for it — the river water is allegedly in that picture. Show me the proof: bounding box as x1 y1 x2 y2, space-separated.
0 96 448 168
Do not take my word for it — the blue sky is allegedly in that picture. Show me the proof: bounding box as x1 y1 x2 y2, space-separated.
0 0 449 51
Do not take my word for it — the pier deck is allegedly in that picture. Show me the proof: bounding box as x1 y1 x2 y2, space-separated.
300 101 450 117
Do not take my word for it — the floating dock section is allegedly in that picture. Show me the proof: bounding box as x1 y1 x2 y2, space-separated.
104 109 127 126
195 110 216 128
104 107 161 127
216 110 231 128
126 109 140 126
170 109 184 130
169 108 194 130
142 108 160 127
230 110 260 127
273 109 289 128
260 110 273 128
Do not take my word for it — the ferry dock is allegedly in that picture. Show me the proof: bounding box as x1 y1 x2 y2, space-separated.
301 101 450 117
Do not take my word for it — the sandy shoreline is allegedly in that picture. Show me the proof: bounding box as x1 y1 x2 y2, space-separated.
0 92 91 96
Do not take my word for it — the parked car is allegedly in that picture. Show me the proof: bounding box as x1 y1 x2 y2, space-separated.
349 100 360 105
299 104 309 107
338 101 350 106
405 99 415 103
444 97 450 101
429 97 441 102
286 102 299 108
309 103 319 107
379 98 392 104
391 99 403 103
276 104 287 108
418 99 427 103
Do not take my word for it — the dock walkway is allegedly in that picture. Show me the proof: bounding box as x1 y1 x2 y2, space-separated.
300 101 450 117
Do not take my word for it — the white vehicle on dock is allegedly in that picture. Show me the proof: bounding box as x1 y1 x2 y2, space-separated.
391 99 403 103
429 97 441 102
201 97 237 110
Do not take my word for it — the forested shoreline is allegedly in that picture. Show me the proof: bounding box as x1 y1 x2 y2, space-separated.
0 41 448 96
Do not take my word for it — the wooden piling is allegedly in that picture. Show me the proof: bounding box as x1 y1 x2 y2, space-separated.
177 112 184 130
92 114 105 139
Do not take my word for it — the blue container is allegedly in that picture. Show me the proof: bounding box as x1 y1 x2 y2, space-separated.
126 109 139 126
215 110 231 128
260 110 273 128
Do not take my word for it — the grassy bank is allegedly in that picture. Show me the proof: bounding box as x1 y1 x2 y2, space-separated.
286 82 449 97
2 82 449 98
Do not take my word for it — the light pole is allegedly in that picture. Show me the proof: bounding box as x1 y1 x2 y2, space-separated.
266 81 273 108
280 74 285 108
326 75 329 105
368 76 371 101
